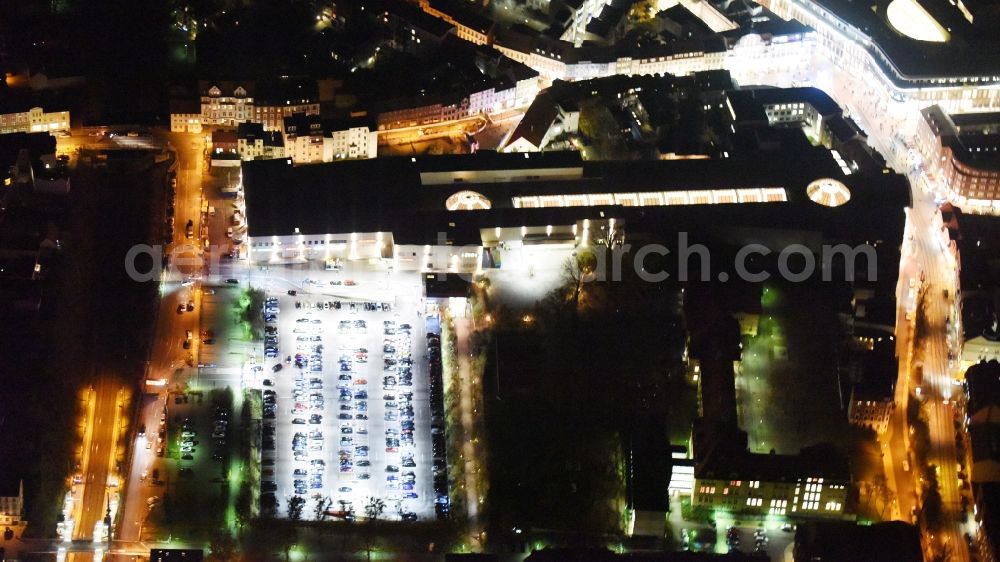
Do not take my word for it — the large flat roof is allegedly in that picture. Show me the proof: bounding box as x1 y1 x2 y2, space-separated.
802 0 1000 81
243 147 909 246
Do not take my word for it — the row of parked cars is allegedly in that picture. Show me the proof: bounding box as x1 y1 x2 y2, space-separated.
163 174 176 245
426 330 449 520
264 297 280 357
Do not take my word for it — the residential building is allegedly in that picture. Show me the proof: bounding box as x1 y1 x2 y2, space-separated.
561 0 614 46
380 0 456 56
282 113 327 164
169 78 321 133
169 99 203 134
0 107 70 135
422 0 494 45
252 77 321 131
211 130 238 154
199 81 255 128
845 327 897 434
917 105 1000 208
236 123 286 161
501 92 563 152
326 118 379 161
965 360 1000 562
376 93 468 130
0 479 23 525
281 114 378 163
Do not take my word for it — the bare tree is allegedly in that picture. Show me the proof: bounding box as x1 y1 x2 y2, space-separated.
564 249 598 311
313 494 331 521
287 495 305 521
363 497 386 562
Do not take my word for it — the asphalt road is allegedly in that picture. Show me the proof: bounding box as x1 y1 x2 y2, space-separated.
74 377 121 542
807 57 970 561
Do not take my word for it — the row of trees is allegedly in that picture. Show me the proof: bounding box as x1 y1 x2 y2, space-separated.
483 247 689 542
209 497 388 562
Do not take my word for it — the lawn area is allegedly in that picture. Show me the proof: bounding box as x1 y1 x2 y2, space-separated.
740 281 852 455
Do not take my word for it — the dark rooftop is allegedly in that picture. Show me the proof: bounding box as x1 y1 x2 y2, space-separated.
922 105 1000 171
794 521 923 562
696 442 850 483
243 143 910 246
967 361 1000 415
503 93 560 150
254 76 319 106
429 0 494 34
803 0 1000 82
727 87 843 124
381 0 456 37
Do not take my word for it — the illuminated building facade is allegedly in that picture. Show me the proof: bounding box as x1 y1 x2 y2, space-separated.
693 446 850 519
917 105 1000 208
760 0 1000 112
242 144 908 272
0 107 70 135
0 480 23 525
169 80 321 133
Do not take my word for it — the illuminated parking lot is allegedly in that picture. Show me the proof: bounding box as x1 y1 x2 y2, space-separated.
257 265 438 521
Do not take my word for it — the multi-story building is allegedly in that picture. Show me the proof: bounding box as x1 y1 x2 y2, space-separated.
917 105 1000 208
169 78 321 133
0 479 23 526
381 0 457 56
966 360 1000 562
243 138 909 269
376 93 469 130
561 0 614 46
760 0 1000 112
845 328 897 434
326 118 379 161
0 107 70 135
422 0 494 45
252 77 321 131
693 444 851 519
200 82 255 128
169 99 203 134
236 123 286 161
281 114 378 163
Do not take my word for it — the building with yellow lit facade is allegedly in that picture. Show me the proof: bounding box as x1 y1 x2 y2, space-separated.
0 107 70 135
693 444 851 519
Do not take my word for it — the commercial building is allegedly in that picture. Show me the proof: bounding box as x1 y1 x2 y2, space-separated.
242 131 908 272
760 0 1000 112
917 105 1000 209
0 106 70 135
